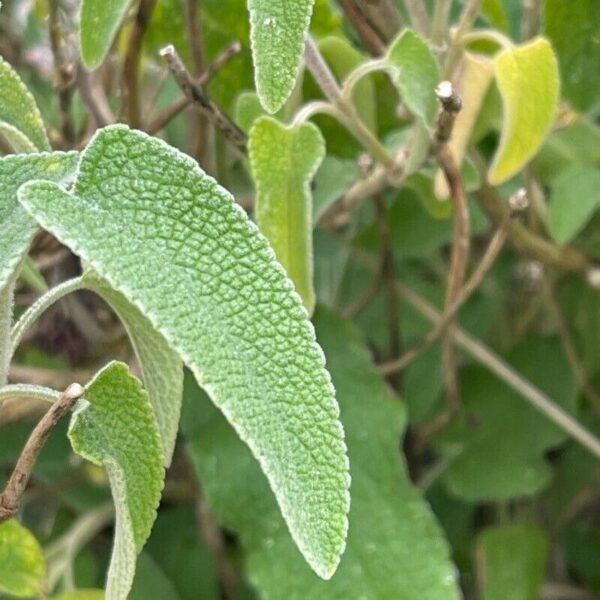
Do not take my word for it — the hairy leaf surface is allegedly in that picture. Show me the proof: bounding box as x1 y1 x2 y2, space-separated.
0 56 49 151
19 125 350 580
387 29 440 125
69 362 164 600
489 38 559 185
0 519 45 598
82 272 183 466
248 0 315 113
183 309 460 599
249 116 325 314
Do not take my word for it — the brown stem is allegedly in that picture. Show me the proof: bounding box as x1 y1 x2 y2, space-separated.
160 45 247 154
380 213 511 375
403 0 431 37
76 64 115 128
47 0 75 146
0 383 84 522
359 0 405 41
146 41 241 134
121 0 157 127
337 0 386 55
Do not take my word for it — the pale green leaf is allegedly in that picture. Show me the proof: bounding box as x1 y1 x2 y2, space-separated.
488 38 559 185
82 271 184 466
0 123 37 153
544 0 600 112
437 337 577 501
0 519 45 598
80 0 132 70
387 29 441 125
0 279 14 386
235 91 267 133
0 151 78 294
0 56 49 151
68 361 164 600
248 0 315 113
548 166 600 245
477 524 548 600
19 124 350 580
249 116 325 314
313 156 357 221
183 309 460 600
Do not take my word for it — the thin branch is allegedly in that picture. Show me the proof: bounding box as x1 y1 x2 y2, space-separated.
435 82 469 413
544 276 600 415
160 44 248 154
76 64 114 128
404 0 431 37
121 0 157 127
0 383 85 522
443 0 482 78
359 0 405 42
146 40 241 134
47 0 75 146
380 212 512 375
431 0 452 46
304 37 392 166
337 0 386 55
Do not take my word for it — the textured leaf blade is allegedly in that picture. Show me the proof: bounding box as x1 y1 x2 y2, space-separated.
183 309 460 600
19 124 350 580
0 519 45 598
477 524 548 600
0 56 49 151
83 271 183 466
248 0 315 113
80 0 131 69
249 116 325 314
0 151 78 294
387 29 441 125
548 166 600 245
544 0 600 112
69 361 164 600
488 38 559 185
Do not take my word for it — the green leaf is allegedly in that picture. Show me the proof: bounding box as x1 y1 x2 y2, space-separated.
437 337 577 501
19 124 350 580
0 519 45 598
488 38 559 185
0 151 78 294
249 116 325 314
481 0 509 32
130 552 181 600
82 271 183 466
313 156 358 221
68 361 164 600
477 524 548 600
0 123 37 153
183 308 460 600
0 56 49 151
548 166 600 245
80 0 131 70
52 592 105 600
248 0 315 113
387 29 441 125
543 0 600 112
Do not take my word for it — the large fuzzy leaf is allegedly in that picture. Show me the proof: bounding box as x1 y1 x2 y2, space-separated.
249 117 325 314
69 362 164 600
183 309 460 600
248 0 315 113
19 124 350 580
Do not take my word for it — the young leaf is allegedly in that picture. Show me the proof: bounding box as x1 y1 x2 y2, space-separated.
548 166 600 245
0 152 78 294
82 271 184 466
248 0 315 113
0 56 50 151
80 0 132 70
0 519 45 598
387 29 440 125
488 38 559 185
68 361 164 600
19 125 350 580
183 309 460 600
249 116 325 314
477 524 548 600
544 0 600 112
437 337 577 501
